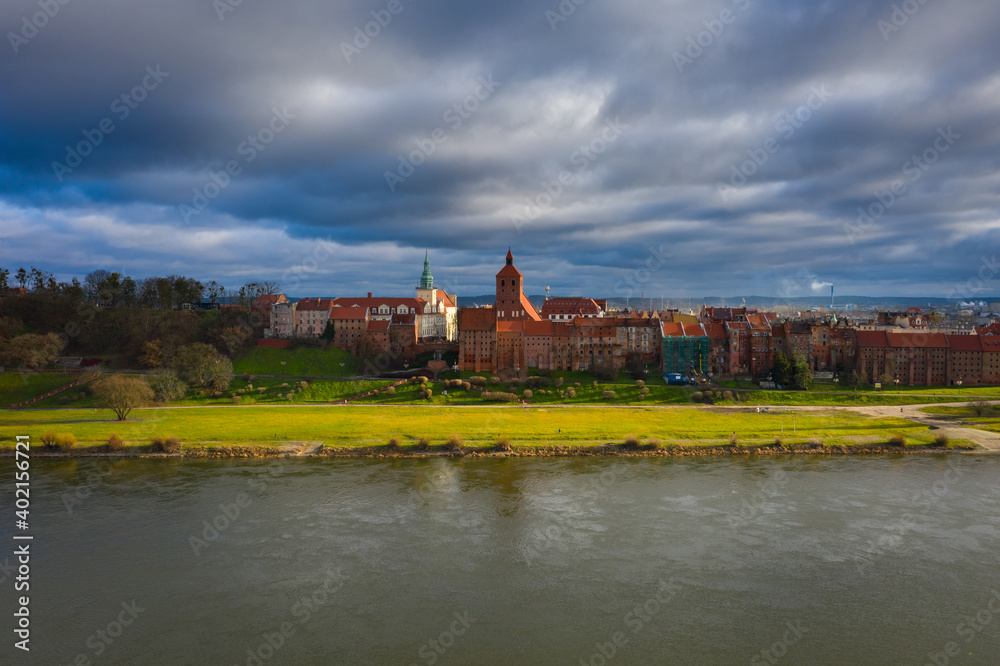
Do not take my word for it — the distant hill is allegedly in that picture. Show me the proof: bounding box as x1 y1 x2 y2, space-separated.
455 294 960 311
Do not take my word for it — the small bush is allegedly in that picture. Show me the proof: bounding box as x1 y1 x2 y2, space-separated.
574 382 581 387
469 376 487 386
602 390 616 400
445 434 463 451
462 381 471 391
58 395 70 404
416 376 429 384
807 439 823 449
494 437 512 452
623 434 640 449
232 396 242 404
151 436 181 454
482 391 518 402
729 433 739 447
773 438 784 449
646 438 663 451
286 394 294 401
280 382 289 388
489 376 500 385
107 433 125 452
257 387 266 394
723 391 733 401
386 386 396 395
636 380 645 388
566 387 576 398
554 377 564 387
639 387 650 396
887 435 906 448
416 437 430 451
299 381 309 390
692 392 703 402
522 389 533 400
40 431 58 448
934 434 949 448
386 438 400 451
53 433 76 451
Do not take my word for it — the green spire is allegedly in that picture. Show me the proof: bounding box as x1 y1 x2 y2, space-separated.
420 250 434 289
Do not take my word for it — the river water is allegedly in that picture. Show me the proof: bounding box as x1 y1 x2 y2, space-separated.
2 455 999 665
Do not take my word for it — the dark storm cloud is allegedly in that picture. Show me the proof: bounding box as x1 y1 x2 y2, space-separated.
2 0 1000 298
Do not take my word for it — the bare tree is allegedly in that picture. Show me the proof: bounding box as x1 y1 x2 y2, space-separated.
91 375 155 421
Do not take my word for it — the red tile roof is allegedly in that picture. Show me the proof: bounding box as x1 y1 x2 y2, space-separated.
887 332 948 348
333 297 426 310
497 321 524 333
329 308 368 320
946 335 983 351
296 297 334 311
435 290 456 308
524 320 553 336
366 320 390 332
253 294 286 309
855 330 889 348
982 335 1000 350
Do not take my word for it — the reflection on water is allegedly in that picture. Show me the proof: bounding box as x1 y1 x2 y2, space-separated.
2 455 999 665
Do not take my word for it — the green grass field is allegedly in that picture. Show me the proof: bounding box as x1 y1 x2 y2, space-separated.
232 346 362 377
0 372 83 406
0 404 934 449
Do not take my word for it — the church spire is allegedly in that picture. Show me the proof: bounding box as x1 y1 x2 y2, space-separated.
420 250 434 289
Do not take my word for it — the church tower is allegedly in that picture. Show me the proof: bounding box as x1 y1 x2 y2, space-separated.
494 249 540 322
419 250 434 290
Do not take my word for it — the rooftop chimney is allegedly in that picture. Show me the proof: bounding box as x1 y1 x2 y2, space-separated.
367 292 372 298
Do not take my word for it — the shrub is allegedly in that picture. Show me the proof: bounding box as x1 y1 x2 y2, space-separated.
482 391 518 402
107 433 125 452
40 431 58 448
692 391 703 402
445 434 463 451
299 381 309 390
623 434 641 449
416 437 430 451
386 386 396 395
522 389 533 400
232 396 242 405
574 382 581 387
489 376 500 385
602 390 616 400
386 438 400 450
494 437 512 452
646 438 663 451
247 384 254 391
526 376 551 387
462 381 471 391
286 393 294 401
280 382 289 388
58 395 70 404
554 377 564 387
566 387 576 398
934 434 949 448
416 376 429 384
773 438 784 449
593 380 599 387
729 433 739 447
723 391 734 401
639 387 650 396
636 380 645 388
151 436 181 454
807 439 823 449
469 376 487 386
257 387 266 394
887 435 906 448
54 433 76 451
969 400 993 417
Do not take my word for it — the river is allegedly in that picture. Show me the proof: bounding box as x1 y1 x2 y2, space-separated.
2 455 999 665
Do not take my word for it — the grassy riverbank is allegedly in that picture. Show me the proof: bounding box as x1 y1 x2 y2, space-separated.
0 404 950 452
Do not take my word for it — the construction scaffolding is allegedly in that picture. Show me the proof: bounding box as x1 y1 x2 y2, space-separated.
662 335 709 375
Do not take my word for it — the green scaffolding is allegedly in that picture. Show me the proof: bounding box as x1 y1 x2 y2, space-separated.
662 336 709 375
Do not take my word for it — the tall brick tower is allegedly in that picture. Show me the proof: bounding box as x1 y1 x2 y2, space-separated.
494 249 540 322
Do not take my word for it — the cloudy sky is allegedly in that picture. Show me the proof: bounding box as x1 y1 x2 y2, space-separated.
2 0 999 301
